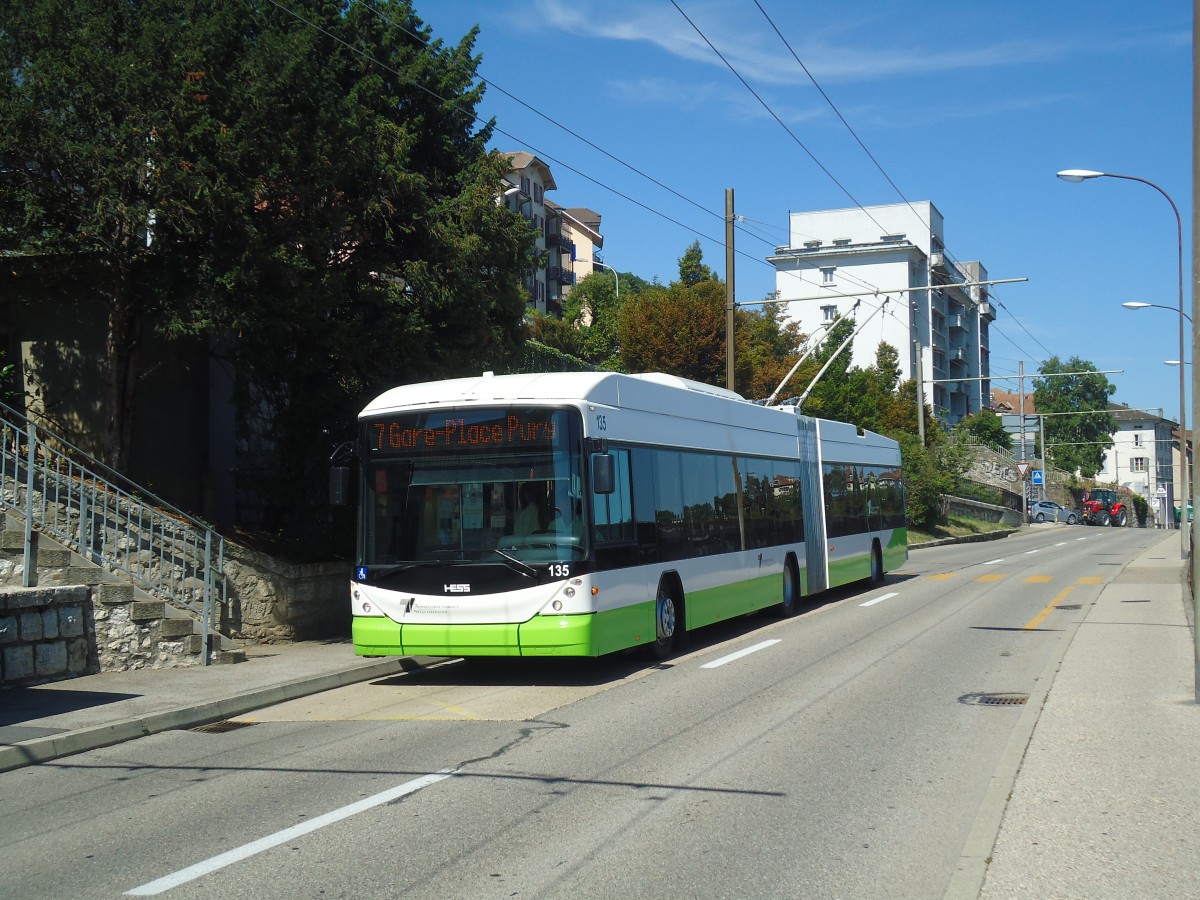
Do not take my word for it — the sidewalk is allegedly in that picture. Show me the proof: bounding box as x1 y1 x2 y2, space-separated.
3 532 1199 899
0 641 424 773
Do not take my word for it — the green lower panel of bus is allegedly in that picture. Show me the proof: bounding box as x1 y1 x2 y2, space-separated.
827 529 909 588
684 572 785 627
828 554 871 587
354 605 649 659
352 568 798 659
884 528 908 570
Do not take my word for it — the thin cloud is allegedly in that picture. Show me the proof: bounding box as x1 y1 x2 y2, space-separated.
534 0 1182 86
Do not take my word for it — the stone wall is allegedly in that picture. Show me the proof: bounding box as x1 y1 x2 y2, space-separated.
942 495 1024 526
0 585 90 684
222 542 351 643
0 583 204 687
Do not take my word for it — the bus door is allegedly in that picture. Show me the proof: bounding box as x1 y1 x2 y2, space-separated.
865 473 884 535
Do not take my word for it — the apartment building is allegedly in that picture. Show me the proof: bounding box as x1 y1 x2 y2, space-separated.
500 152 603 318
768 202 994 425
1092 405 1179 503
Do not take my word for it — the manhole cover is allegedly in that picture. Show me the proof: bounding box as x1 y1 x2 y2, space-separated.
190 720 255 734
958 692 1029 706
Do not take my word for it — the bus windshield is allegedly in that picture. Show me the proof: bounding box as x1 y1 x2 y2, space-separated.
360 407 585 566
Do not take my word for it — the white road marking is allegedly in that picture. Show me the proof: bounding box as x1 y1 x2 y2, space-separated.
983 558 1004 565
126 769 457 895
701 639 781 669
1055 542 1067 547
860 592 898 607
1024 548 1041 555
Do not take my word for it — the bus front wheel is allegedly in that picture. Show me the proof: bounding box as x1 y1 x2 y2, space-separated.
650 579 681 659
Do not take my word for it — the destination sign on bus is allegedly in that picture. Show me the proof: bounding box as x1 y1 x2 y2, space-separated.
367 410 561 455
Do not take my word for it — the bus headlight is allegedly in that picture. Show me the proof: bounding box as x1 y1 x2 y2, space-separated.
563 587 576 598
552 600 563 611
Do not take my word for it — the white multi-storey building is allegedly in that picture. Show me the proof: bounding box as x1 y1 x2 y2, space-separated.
768 202 994 424
1092 405 1178 504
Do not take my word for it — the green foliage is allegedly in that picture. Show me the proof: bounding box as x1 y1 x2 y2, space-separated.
1130 492 1149 526
1033 355 1116 478
955 410 1012 454
2 0 536 539
514 340 592 374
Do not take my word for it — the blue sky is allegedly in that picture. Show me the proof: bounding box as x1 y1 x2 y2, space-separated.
420 1 1191 419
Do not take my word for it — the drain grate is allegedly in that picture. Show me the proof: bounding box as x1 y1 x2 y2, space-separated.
958 692 1029 706
1056 604 1082 610
190 720 255 734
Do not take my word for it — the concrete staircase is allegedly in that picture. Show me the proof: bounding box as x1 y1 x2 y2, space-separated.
0 526 244 687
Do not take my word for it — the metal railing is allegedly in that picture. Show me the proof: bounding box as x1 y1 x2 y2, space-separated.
0 401 226 665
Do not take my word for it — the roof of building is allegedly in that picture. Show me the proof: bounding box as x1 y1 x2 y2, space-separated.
501 151 556 191
989 390 1036 415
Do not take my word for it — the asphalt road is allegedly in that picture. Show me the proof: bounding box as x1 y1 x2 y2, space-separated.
1 525 1150 899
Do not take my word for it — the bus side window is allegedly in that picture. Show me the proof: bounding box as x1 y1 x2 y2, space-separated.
593 449 634 543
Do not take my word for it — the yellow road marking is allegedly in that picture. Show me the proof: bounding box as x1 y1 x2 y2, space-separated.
1024 575 1053 583
1024 586 1075 631
977 573 1006 582
1077 576 1103 584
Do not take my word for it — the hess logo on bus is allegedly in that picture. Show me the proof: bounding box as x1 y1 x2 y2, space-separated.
444 583 471 594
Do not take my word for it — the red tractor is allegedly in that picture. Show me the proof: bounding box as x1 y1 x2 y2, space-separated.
1081 488 1128 527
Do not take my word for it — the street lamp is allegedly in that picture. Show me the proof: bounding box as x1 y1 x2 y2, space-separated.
1123 300 1192 323
1060 169 1189 560
592 260 619 299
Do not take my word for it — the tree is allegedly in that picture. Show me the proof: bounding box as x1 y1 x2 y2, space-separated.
618 278 725 382
956 410 1012 454
1032 356 1116 478
2 1 536 535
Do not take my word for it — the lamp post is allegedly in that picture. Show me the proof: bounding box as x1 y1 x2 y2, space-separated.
1061 169 1189 558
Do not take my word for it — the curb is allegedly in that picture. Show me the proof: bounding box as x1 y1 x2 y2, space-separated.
0 657 415 773
910 527 1020 550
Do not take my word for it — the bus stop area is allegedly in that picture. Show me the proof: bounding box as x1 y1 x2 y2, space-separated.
2 530 1199 898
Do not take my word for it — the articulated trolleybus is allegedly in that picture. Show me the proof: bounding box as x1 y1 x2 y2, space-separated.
348 371 905 660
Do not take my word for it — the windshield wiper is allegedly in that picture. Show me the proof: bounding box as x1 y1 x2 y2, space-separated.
490 548 538 579
365 562 442 584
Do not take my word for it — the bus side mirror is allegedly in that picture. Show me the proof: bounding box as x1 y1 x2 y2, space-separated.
592 453 615 495
330 466 350 506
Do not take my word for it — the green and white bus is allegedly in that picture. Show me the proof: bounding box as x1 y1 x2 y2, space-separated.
346 371 906 659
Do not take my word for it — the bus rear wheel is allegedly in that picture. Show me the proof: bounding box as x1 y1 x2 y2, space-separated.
870 541 885 585
650 579 681 659
776 556 800 617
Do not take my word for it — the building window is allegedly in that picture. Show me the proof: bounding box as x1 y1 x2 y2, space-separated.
881 233 905 242
1133 432 1143 447
820 267 835 285
821 305 837 321
533 184 543 204
1130 457 1148 472
520 176 531 195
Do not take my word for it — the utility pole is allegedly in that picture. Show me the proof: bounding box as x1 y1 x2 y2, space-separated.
725 188 735 392
914 340 925 446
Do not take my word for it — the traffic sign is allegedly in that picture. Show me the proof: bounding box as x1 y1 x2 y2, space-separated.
1017 463 1031 479
1031 470 1044 486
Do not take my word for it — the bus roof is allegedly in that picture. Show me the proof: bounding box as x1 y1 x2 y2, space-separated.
361 371 745 416
361 371 899 457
